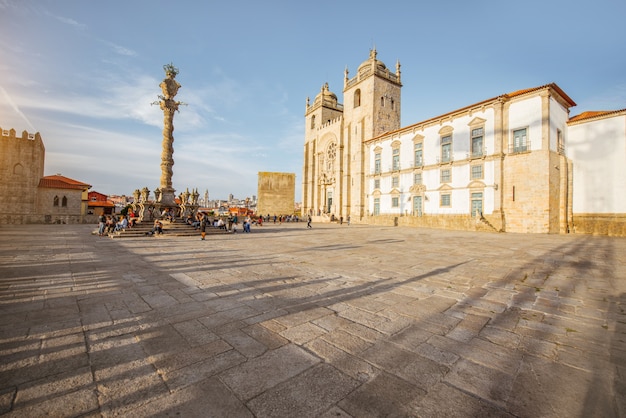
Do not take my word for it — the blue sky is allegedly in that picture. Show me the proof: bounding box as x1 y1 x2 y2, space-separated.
1 0 625 201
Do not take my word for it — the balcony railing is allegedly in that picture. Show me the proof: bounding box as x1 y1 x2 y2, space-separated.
508 140 531 154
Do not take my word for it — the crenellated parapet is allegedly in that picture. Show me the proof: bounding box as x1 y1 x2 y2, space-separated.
317 116 343 131
0 127 43 143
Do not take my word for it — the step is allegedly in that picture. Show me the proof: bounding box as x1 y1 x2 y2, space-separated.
107 218 230 238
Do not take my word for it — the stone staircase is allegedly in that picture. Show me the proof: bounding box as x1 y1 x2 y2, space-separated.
475 214 501 233
108 218 229 239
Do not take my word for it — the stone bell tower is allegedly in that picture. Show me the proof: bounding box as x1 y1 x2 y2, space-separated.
302 49 402 222
342 48 402 220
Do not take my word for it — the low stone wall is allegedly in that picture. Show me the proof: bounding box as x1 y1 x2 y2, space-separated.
572 214 626 236
0 213 89 224
366 214 503 233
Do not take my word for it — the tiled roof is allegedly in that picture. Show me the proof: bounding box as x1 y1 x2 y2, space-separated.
569 109 626 123
368 83 577 142
38 174 91 190
88 201 115 208
88 191 109 200
507 83 576 107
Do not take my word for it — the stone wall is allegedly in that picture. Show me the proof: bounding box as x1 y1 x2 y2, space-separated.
572 214 626 236
501 150 551 233
36 188 86 224
366 213 502 233
257 172 295 216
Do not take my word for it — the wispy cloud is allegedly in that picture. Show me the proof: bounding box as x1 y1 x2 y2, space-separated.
101 40 137 57
44 10 86 30
0 85 36 131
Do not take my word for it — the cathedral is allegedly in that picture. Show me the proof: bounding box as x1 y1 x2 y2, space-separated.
302 49 626 235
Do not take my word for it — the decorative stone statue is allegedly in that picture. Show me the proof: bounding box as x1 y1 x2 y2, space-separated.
140 187 150 202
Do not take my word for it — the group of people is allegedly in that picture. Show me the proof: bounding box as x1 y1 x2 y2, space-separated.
259 214 300 223
97 209 338 239
195 212 256 239
98 213 137 236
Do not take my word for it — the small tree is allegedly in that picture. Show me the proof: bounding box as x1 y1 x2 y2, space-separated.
120 204 132 216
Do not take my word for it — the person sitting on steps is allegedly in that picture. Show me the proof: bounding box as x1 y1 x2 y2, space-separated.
114 215 128 232
146 220 163 236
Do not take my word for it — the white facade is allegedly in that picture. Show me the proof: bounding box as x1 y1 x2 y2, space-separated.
367 106 499 217
366 88 574 228
304 50 626 234
567 111 626 214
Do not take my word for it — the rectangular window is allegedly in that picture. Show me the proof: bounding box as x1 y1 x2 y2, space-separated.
471 127 484 157
374 153 381 174
374 179 380 189
440 168 451 183
471 164 483 179
392 176 399 188
374 198 380 215
441 135 452 163
392 197 399 207
414 143 423 166
557 129 564 155
413 172 422 185
392 148 400 171
512 128 528 153
440 193 451 207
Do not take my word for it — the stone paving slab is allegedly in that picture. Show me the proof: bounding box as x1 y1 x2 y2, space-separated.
0 223 625 417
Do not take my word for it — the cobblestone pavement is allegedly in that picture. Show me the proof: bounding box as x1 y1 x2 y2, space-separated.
0 223 625 417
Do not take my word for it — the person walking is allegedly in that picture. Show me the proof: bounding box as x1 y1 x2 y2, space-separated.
307 214 312 229
198 212 207 240
98 213 106 236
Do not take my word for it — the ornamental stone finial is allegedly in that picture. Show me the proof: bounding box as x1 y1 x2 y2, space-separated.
163 62 179 78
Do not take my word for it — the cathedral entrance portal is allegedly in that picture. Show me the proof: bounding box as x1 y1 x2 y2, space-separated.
327 190 333 214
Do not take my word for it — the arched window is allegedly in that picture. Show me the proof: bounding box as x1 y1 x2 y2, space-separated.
311 115 316 129
61 196 68 207
354 89 361 108
53 196 59 206
326 142 337 172
380 97 385 107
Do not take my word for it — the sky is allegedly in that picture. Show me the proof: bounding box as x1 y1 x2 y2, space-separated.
1 0 625 202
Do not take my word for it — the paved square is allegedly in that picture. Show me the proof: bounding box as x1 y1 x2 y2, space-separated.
0 223 625 417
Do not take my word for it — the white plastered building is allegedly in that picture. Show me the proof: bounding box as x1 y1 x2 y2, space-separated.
302 50 626 235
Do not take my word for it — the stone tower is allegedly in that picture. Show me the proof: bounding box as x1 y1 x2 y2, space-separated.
303 83 344 217
342 48 402 220
302 49 401 222
0 128 45 219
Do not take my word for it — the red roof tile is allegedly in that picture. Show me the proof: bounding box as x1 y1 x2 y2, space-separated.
569 109 626 123
88 201 115 208
507 83 576 107
368 83 577 142
38 174 91 190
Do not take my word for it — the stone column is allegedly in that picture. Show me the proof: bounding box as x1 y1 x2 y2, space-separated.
155 63 183 206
